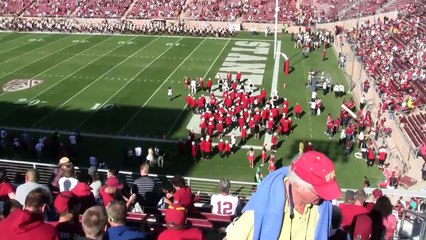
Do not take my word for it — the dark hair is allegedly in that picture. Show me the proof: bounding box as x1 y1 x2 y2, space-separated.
108 168 119 177
77 172 91 183
372 196 393 217
171 175 186 188
0 168 8 183
2 199 22 217
24 188 50 210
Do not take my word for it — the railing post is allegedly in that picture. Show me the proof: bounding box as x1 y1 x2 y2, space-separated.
187 178 191 188
33 163 37 169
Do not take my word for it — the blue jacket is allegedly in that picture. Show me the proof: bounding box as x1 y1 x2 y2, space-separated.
243 167 333 240
106 225 146 240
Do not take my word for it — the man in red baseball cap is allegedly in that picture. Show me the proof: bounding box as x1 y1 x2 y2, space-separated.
48 191 85 239
158 204 205 240
99 177 136 209
226 151 341 240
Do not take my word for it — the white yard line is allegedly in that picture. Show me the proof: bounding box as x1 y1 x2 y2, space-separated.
1 30 275 42
166 39 231 136
0 36 117 121
117 38 207 135
72 37 178 130
0 35 76 81
263 40 281 148
31 36 143 128
0 34 43 55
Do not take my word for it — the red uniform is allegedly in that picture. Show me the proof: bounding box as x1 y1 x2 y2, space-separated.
295 104 302 118
236 72 242 82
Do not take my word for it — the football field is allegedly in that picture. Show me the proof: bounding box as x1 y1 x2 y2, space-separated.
0 31 380 188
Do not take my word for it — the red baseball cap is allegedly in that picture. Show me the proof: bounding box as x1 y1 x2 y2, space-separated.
106 177 123 189
372 189 383 199
54 191 77 214
291 151 341 200
165 204 186 226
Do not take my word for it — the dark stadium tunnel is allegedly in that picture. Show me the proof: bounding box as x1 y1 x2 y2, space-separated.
0 100 198 177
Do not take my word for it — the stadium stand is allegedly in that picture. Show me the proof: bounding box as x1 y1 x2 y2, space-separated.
127 0 185 19
0 0 33 16
185 0 242 22
22 0 76 17
75 0 133 18
399 112 426 149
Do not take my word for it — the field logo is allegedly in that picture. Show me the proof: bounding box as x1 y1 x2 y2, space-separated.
3 79 44 93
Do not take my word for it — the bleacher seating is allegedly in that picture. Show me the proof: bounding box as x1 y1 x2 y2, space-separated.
185 0 242 22
240 0 298 24
127 0 185 19
400 113 426 149
22 0 76 17
75 0 132 18
0 0 33 16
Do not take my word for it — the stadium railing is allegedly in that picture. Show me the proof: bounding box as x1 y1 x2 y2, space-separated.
397 209 425 240
1 158 426 201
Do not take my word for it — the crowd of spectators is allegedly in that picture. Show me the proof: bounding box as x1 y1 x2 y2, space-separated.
0 18 235 37
128 0 185 19
22 0 76 17
346 3 426 113
75 0 133 18
0 0 32 16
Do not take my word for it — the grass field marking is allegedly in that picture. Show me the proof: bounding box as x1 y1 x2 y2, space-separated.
0 36 120 122
0 35 75 68
0 34 45 55
117 38 208 135
72 36 181 131
30 35 149 127
301 51 313 139
263 40 282 148
2 30 276 42
0 35 107 99
166 39 232 137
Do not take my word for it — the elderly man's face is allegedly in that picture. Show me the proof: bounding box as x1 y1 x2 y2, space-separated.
300 186 322 205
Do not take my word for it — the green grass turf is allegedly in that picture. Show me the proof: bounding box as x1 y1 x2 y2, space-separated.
0 31 381 188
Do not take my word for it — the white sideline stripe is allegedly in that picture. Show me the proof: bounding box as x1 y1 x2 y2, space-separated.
166 39 231 136
73 37 175 130
0 35 75 83
0 34 41 55
0 36 115 122
1 30 275 42
31 36 140 128
263 40 281 148
118 38 207 135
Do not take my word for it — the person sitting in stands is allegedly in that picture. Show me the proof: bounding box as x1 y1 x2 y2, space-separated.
158 204 205 240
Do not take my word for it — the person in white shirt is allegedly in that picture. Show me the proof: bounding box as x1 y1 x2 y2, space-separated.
190 79 197 94
15 169 51 206
167 87 173 101
210 178 239 216
338 84 345 98
134 146 142 162
311 90 317 101
58 165 78 192
310 101 317 115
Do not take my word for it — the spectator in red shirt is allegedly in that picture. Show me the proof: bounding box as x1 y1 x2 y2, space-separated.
71 173 95 214
0 168 15 203
49 191 85 239
338 189 369 232
0 188 57 240
164 176 193 210
158 204 205 240
99 177 136 209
